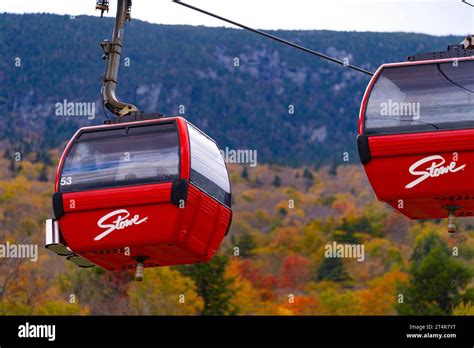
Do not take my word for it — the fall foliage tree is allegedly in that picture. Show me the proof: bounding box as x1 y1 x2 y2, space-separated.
225 259 279 315
59 267 133 315
38 164 48 182
234 231 257 258
272 175 281 188
279 253 311 291
129 268 203 315
241 167 249 180
1 157 474 317
317 257 351 283
396 232 473 315
316 282 361 315
179 255 236 315
358 269 408 315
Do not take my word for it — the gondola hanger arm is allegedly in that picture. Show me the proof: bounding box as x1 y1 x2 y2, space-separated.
96 0 140 117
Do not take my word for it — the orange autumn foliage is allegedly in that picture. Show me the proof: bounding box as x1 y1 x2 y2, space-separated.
279 254 311 290
358 270 409 315
281 295 320 315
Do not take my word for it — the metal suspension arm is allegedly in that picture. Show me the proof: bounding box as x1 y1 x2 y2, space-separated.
96 0 110 17
101 0 140 117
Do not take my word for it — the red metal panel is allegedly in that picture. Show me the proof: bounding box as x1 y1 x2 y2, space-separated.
363 149 474 219
59 203 179 251
384 196 474 220
186 184 230 260
189 193 220 256
57 182 231 270
207 207 231 259
62 182 172 212
369 130 474 158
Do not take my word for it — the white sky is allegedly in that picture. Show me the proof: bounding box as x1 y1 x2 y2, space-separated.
1 0 473 36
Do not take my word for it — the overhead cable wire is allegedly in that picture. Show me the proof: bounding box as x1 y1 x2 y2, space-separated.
172 0 374 76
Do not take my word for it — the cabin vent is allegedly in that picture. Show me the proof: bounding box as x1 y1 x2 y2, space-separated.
92 248 126 255
435 196 472 202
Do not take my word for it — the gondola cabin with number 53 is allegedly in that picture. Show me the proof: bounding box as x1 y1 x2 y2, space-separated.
45 0 233 280
45 117 232 271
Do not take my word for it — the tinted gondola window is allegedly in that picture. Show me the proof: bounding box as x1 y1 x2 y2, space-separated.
365 60 474 135
60 124 180 192
187 123 231 206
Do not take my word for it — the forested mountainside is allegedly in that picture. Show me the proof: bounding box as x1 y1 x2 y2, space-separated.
2 157 474 315
0 13 462 165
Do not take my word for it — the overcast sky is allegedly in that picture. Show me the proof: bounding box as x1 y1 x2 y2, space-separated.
1 0 473 36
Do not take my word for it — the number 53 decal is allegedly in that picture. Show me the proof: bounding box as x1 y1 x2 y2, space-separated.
60 177 72 185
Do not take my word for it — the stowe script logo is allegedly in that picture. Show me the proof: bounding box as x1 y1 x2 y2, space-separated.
95 209 148 241
405 155 466 189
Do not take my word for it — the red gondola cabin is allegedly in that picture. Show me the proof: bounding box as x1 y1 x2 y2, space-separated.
46 117 232 270
358 53 474 220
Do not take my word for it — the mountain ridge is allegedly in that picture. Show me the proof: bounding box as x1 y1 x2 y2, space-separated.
0 13 463 165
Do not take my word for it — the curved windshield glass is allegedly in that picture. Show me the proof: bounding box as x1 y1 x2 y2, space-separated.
60 122 180 192
187 123 231 207
364 60 474 135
